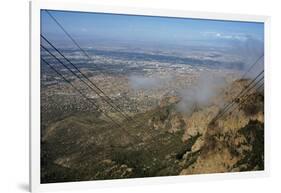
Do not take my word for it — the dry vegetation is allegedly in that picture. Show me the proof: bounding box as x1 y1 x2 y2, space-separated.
41 78 264 183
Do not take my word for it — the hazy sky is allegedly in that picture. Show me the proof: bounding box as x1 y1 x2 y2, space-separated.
41 10 264 47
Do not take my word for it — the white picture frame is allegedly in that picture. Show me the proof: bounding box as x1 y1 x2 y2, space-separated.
30 0 271 192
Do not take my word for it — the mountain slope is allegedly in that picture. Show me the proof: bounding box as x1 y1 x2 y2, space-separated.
41 79 264 183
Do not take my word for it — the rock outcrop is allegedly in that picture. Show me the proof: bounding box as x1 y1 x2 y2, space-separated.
179 79 264 175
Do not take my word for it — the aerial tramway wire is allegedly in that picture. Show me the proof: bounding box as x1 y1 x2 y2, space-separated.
221 82 264 119
44 10 138 122
211 70 264 124
241 54 264 79
41 35 134 122
41 44 134 124
41 43 154 143
45 10 105 71
41 58 121 128
41 57 145 144
212 73 264 123
217 76 264 121
220 74 264 116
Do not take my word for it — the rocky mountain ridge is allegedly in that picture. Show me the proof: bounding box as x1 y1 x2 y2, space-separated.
41 78 264 183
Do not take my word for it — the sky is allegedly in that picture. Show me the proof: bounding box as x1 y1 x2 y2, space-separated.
41 9 264 48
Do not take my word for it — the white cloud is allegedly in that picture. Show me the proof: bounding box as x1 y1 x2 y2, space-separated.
201 31 249 41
